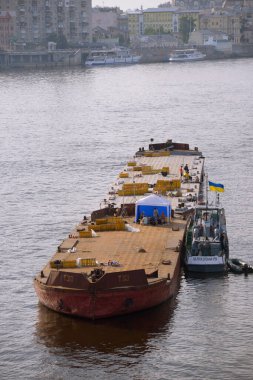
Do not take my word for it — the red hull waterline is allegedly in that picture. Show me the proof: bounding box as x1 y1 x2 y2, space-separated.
34 259 181 320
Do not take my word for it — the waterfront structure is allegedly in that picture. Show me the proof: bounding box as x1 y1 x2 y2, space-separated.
143 8 200 35
190 29 229 44
0 11 15 50
222 0 250 8
190 30 232 53
0 0 16 11
200 9 241 43
91 8 129 46
92 7 119 30
171 1 251 9
143 8 179 35
240 6 253 43
128 10 143 38
0 0 92 49
118 13 129 44
126 2 253 46
128 7 200 40
171 0 224 8
0 48 82 67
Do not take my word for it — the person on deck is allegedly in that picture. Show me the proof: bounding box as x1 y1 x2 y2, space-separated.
160 211 166 224
179 165 183 179
184 164 189 174
140 211 145 224
153 208 159 225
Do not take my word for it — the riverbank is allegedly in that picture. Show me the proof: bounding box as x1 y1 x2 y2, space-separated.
0 44 253 69
137 44 253 63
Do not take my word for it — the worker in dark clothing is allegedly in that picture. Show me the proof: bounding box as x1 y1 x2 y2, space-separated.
184 164 189 174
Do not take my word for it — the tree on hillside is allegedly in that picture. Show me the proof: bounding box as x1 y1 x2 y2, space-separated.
158 2 171 7
179 16 196 43
144 27 157 35
47 33 68 49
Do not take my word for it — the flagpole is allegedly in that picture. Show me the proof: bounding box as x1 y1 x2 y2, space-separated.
216 192 220 207
205 173 208 240
206 173 208 207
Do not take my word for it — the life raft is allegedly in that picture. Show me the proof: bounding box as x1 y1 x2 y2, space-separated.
227 258 253 274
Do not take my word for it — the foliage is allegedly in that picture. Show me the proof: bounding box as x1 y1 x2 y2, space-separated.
94 6 121 13
240 16 247 43
47 33 68 49
158 2 172 7
119 34 130 46
144 27 157 35
179 16 196 43
144 25 170 35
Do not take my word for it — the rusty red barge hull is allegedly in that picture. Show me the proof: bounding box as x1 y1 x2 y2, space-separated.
34 259 180 319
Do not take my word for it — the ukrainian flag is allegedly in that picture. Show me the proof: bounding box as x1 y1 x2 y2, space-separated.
209 181 224 193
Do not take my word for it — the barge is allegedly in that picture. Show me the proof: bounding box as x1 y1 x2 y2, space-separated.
34 139 205 319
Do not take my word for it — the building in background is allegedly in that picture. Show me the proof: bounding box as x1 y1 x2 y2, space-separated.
127 10 143 39
128 7 200 44
0 11 15 50
118 13 129 44
200 9 241 43
143 8 179 35
241 7 253 43
126 3 253 46
91 7 129 46
0 0 92 50
92 7 119 30
171 0 224 9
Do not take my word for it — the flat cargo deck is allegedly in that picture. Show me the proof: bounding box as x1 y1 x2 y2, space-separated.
40 218 186 280
34 139 205 319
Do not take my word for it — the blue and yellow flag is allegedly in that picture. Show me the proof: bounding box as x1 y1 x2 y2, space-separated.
209 181 224 192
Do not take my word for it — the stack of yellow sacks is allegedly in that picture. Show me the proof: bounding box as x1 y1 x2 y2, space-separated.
140 166 170 175
117 183 149 196
87 216 126 232
50 258 97 269
144 151 170 157
141 166 160 175
119 172 129 178
127 161 137 167
154 179 181 194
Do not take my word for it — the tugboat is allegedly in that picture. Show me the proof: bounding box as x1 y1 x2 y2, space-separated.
184 181 229 273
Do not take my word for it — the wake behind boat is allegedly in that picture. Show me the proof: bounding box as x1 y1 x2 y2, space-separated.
169 49 206 62
85 47 142 66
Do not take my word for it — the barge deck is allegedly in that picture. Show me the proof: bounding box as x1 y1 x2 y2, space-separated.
34 139 205 319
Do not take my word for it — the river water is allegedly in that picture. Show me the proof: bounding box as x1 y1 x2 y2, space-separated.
0 59 253 379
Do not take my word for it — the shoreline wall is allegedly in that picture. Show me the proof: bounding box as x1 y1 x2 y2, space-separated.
1 44 253 69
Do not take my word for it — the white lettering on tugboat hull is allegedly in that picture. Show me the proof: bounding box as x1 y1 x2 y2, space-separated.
188 256 224 265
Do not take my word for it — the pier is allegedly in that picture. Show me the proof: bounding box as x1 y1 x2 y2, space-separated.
0 49 85 69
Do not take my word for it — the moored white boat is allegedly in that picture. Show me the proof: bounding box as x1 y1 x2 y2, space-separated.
169 49 206 62
85 48 142 66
